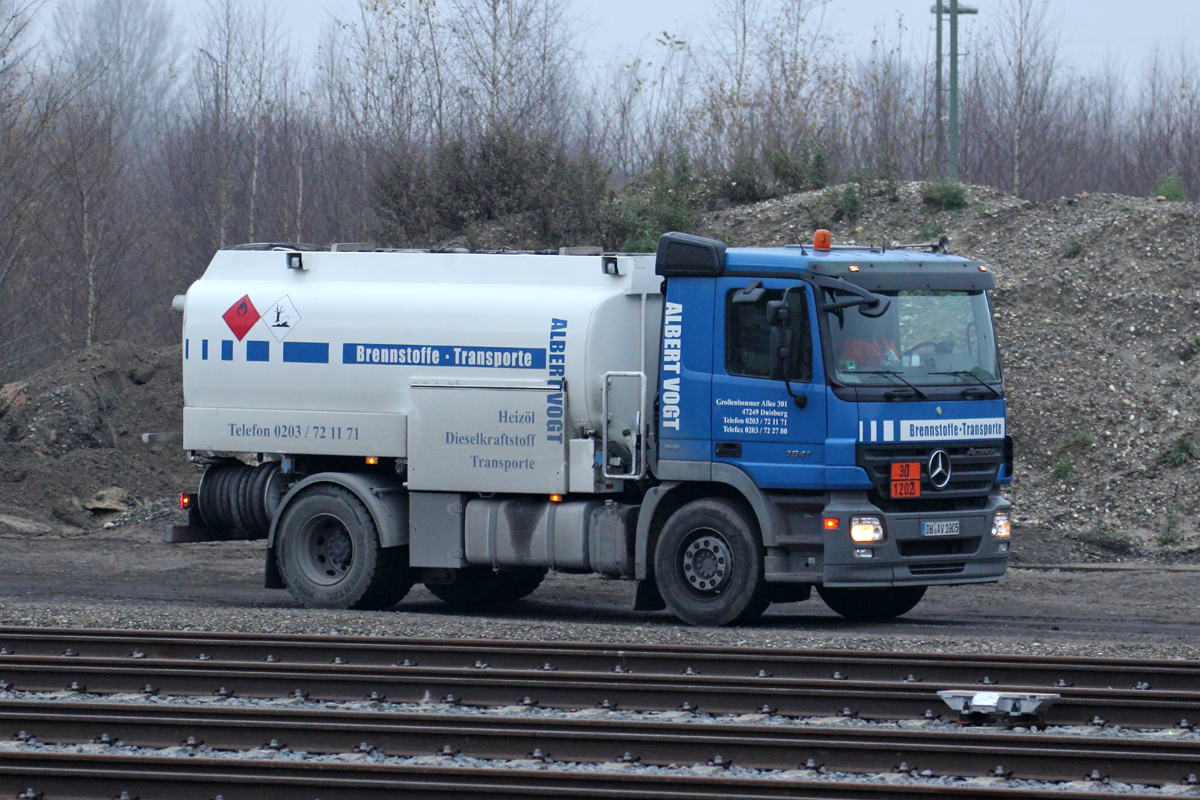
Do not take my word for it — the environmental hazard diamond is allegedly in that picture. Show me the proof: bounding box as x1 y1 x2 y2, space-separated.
222 295 261 341
263 295 301 342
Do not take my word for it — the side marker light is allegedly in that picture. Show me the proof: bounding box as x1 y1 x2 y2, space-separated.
180 492 193 510
365 457 379 465
824 517 840 530
550 494 563 503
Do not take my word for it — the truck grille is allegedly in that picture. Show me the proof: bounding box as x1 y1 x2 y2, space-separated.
857 441 1002 504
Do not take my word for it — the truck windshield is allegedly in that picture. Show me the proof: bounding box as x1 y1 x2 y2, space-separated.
824 290 999 387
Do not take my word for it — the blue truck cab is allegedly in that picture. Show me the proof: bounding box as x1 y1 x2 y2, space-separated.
642 232 1012 625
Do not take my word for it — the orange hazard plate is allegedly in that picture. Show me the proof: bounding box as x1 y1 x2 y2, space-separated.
890 462 921 498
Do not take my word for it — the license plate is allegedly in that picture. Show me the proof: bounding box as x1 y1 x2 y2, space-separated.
923 520 960 537
891 479 920 498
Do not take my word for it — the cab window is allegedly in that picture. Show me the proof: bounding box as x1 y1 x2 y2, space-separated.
725 288 812 382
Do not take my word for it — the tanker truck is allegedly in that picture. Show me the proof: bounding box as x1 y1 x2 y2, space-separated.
166 231 1012 626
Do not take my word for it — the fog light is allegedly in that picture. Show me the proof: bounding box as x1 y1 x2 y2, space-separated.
850 516 884 543
998 541 1009 553
992 511 1011 538
854 548 874 558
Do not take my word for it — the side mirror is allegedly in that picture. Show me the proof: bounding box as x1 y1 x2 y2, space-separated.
765 299 788 324
766 300 791 381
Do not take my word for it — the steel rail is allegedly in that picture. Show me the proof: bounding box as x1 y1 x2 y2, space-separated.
3 627 1198 692
0 751 1133 800
2 699 1199 786
1 655 1198 729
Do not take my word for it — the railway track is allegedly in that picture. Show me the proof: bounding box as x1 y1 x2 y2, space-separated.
0 751 1119 800
2 630 1198 728
5 627 1199 690
2 698 1199 786
2 627 1200 798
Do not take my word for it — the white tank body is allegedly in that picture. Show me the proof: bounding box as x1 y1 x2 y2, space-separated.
181 249 662 491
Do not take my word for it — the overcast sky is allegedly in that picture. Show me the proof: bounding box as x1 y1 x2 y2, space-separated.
91 0 1200 77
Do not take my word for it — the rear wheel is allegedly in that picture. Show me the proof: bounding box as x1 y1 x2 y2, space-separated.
653 499 766 627
493 568 548 603
275 484 411 610
816 585 926 621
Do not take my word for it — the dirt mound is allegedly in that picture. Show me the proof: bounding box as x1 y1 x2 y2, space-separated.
697 182 1200 561
0 341 197 531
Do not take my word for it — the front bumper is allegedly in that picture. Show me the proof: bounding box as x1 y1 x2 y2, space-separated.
819 491 1010 588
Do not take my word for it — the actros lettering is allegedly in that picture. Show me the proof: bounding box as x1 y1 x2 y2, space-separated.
546 318 567 443
660 302 683 429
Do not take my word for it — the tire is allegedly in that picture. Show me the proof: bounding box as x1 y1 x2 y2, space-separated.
493 568 548 603
426 567 506 608
275 484 412 610
197 465 223 532
816 585 927 622
232 466 254 534
653 499 767 627
213 466 236 530
247 460 279 534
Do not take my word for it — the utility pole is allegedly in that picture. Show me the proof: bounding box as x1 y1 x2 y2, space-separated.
931 2 977 180
935 0 943 174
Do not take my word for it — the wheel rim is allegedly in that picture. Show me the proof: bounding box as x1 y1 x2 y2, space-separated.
296 513 354 586
678 527 733 598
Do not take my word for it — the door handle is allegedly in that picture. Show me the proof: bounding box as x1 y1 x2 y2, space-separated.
715 442 742 458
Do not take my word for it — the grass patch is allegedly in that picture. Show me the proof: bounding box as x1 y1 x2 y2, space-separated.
920 176 967 210
1078 521 1137 554
834 184 861 223
917 221 946 240
1166 437 1195 467
1059 431 1093 451
1156 505 1185 546
1051 458 1073 480
1155 170 1188 201
1062 239 1083 258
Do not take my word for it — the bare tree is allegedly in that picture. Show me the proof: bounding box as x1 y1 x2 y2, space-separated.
968 0 1062 198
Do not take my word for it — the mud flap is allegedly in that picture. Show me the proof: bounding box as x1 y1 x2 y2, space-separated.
163 524 231 543
264 547 284 589
633 577 666 611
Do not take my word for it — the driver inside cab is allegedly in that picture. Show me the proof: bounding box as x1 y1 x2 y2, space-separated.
836 309 900 370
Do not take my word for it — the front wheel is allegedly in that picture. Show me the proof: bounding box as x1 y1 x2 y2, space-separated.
653 499 766 627
816 585 926 621
275 484 411 610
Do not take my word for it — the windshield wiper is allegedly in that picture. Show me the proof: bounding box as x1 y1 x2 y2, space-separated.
930 370 1002 399
854 370 928 400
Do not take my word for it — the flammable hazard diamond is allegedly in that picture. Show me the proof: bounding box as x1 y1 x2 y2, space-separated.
222 295 261 341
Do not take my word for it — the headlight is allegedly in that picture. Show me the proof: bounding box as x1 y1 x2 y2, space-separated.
850 516 884 543
992 511 1011 538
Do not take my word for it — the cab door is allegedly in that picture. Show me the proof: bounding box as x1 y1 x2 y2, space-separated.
710 277 828 489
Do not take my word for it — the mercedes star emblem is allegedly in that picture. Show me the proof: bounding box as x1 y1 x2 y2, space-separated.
928 449 952 489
